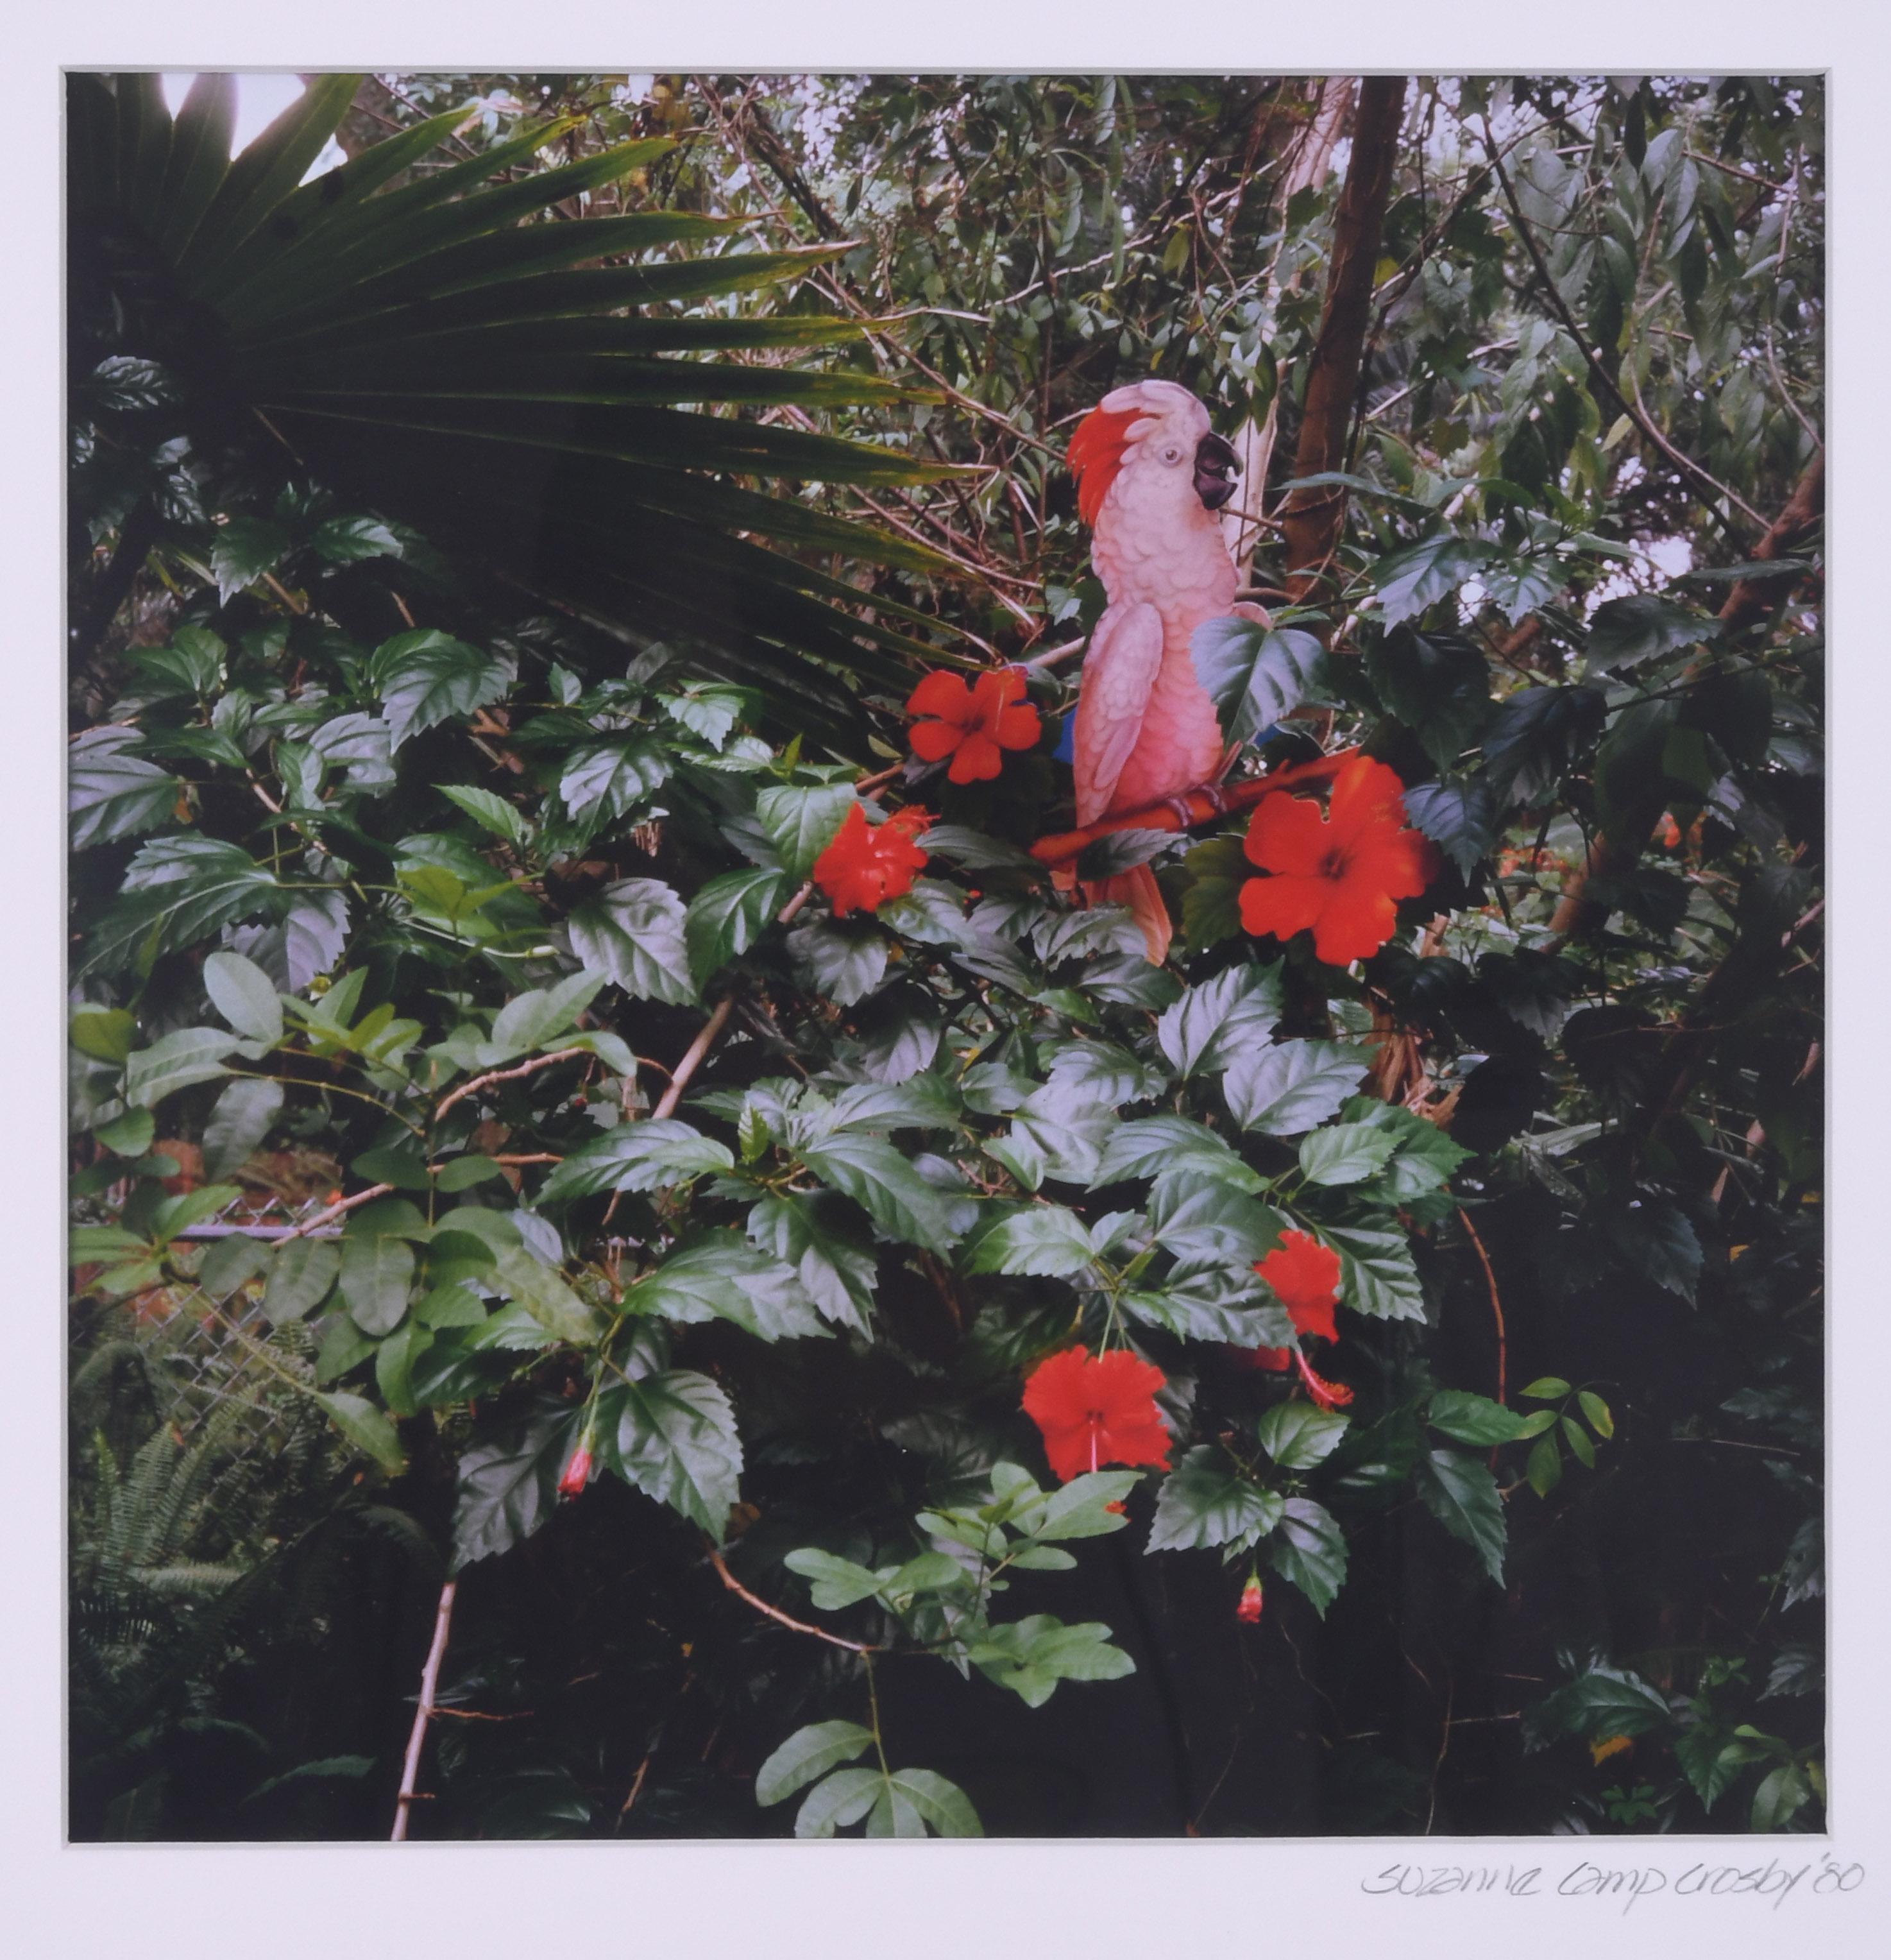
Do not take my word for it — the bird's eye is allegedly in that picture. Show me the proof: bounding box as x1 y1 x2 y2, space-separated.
1161 445 1183 465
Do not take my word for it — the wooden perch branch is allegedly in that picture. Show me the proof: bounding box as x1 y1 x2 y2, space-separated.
391 1579 458 1842
707 1546 882 1653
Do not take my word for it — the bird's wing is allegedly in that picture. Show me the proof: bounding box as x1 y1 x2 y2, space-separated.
1073 600 1164 825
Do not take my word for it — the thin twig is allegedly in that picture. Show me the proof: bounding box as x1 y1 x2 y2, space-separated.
276 1182 394 1244
650 1000 736 1121
391 1580 459 1842
434 1046 588 1123
706 1546 882 1653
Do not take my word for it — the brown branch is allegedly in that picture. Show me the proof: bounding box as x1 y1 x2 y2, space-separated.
649 999 736 1122
391 1579 458 1842
707 1546 882 1653
1280 76 1408 606
433 1046 588 1123
276 1182 394 1244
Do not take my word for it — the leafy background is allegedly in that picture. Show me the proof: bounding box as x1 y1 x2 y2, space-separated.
67 71 1822 1839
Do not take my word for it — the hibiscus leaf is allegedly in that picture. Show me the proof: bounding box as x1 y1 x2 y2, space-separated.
451 1401 579 1569
1154 960 1284 1077
1091 1114 1263 1193
1368 533 1498 628
1121 1261 1293 1345
1588 592 1722 672
538 1120 734 1204
1147 1447 1285 1554
684 866 790 988
568 878 695 1005
1264 1496 1348 1615
756 781 856 880
1191 618 1329 744
797 1131 961 1254
602 1367 743 1538
1364 626 1493 768
746 1191 878 1334
69 728 182 850
1297 1121 1402 1186
557 738 672 823
1402 775 1497 876
1318 1220 1427 1322
755 1721 875 1806
1224 1038 1373 1134
623 1233 826 1342
1255 1402 1350 1470
371 629 514 751
963 1204 1095 1277
1523 1665 1673 1752
202 1074 284 1179
491 1244 606 1345
1416 1447 1507 1584
786 915 888 1006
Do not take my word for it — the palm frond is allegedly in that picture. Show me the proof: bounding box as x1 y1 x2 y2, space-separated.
69 74 974 741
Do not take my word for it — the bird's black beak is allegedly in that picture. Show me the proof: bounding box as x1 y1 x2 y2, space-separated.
1194 431 1239 511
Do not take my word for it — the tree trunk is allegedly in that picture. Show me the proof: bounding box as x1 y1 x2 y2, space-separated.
1280 76 1408 606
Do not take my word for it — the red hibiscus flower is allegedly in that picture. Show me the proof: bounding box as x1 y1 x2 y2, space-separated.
1237 1231 1343 1372
1238 755 1436 965
1022 1345 1173 1483
813 803 931 917
557 1440 593 1499
1237 1576 1265 1624
906 667 1042 784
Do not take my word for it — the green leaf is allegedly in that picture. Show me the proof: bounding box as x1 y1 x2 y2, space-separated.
1403 776 1498 876
756 782 856 881
487 970 605 1059
755 1721 876 1806
1298 1122 1401 1186
1148 1447 1285 1554
1264 1496 1348 1615
746 1192 878 1335
211 514 291 604
1521 1376 1571 1399
967 1615 1136 1709
202 1075 283 1178
123 1027 240 1107
605 1368 743 1538
71 1006 137 1064
783 1547 888 1610
1154 961 1283 1077
1365 627 1492 767
786 916 888 1007
94 1107 155 1157
337 1222 417 1338
1562 1415 1597 1469
371 630 513 750
1525 1431 1562 1496
1319 1222 1427 1322
1036 1470 1141 1540
203 950 284 1044
1092 1114 1262 1192
1525 1666 1672 1751
262 1237 340 1324
557 738 672 822
452 1404 578 1569
684 867 790 987
1255 1402 1350 1470
69 729 180 850
1190 619 1328 744
81 838 283 977
875 1768 982 1837
798 1132 961 1254
439 783 528 844
623 1235 824 1342
538 1119 734 1204
1225 1039 1372 1134
1588 593 1722 672
310 513 402 563
568 879 695 1005
312 1388 407 1474
1749 1763 1812 1833
963 1205 1095 1277
491 1244 606 1345
1369 533 1498 627
1427 1390 1532 1445
1604 1199 1702 1303
793 1766 884 1837
1578 1390 1615 1440
1416 1449 1507 1584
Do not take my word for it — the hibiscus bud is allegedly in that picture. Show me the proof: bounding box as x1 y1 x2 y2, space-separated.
1237 1576 1264 1624
557 1442 593 1499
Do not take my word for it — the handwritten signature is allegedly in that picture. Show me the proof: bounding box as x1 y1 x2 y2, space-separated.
1361 1856 1865 1912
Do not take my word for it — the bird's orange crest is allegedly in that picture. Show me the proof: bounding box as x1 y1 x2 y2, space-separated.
1067 404 1146 527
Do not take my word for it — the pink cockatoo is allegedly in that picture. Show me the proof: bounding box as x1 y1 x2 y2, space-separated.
1066 378 1269 961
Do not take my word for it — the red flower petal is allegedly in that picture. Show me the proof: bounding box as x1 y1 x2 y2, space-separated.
812 803 929 917
947 731 1006 783
994 702 1043 750
1243 790 1334 877
906 670 975 724
909 718 965 762
1023 1345 1173 1483
1239 873 1330 944
1254 1231 1343 1343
